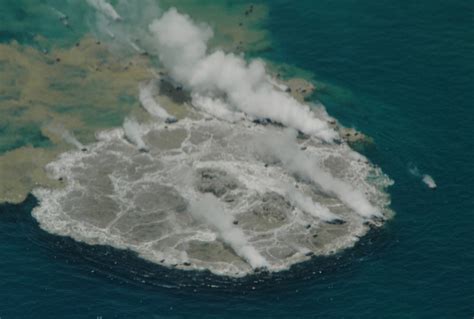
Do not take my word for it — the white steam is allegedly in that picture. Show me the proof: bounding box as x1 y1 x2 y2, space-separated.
90 0 162 55
50 7 67 20
189 194 268 269
266 75 288 92
257 129 380 218
191 93 245 122
86 0 122 21
149 8 337 142
286 187 340 222
46 124 85 150
122 117 148 151
139 81 176 122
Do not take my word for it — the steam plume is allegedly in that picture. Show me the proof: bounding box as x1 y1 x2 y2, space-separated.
257 129 380 218
46 124 85 150
189 194 268 269
286 187 340 222
139 81 176 123
86 0 122 21
122 117 148 151
149 8 337 142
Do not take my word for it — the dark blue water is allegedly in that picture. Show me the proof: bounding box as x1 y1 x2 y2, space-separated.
1 1 473 318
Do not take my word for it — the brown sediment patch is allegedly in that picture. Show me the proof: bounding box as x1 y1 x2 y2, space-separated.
0 36 157 203
0 146 63 204
159 1 270 53
284 78 316 103
145 128 188 150
0 36 153 144
332 124 374 146
223 3 270 53
0 34 202 204
264 68 375 146
0 25 372 205
263 63 317 103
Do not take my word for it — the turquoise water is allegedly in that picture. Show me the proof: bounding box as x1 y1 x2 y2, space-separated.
1 1 473 318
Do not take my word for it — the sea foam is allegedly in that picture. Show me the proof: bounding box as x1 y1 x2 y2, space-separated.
33 116 393 277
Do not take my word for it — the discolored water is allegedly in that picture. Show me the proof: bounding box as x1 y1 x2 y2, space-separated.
0 0 473 318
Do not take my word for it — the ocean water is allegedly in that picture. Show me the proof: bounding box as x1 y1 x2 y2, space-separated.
1 1 473 318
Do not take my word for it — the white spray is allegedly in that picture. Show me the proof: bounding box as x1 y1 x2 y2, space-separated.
138 81 176 123
191 93 245 122
46 124 85 150
409 165 437 189
122 117 148 151
86 0 122 21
